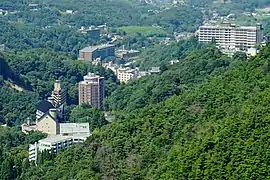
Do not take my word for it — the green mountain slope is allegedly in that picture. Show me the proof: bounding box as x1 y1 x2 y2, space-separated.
0 53 31 89
0 54 38 125
107 46 231 111
21 44 270 179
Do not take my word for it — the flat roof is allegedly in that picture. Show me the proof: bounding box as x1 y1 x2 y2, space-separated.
80 44 115 53
72 133 91 139
60 123 90 134
200 24 259 30
39 135 72 144
38 134 92 144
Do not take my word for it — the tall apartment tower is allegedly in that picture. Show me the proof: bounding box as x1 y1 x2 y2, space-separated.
78 73 105 109
52 80 67 107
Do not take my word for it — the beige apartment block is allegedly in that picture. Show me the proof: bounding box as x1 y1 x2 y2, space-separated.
78 73 105 109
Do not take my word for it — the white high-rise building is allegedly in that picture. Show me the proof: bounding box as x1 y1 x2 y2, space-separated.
198 23 263 51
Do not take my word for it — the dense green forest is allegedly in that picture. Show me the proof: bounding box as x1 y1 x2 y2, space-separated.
137 37 206 69
16 42 270 180
0 20 98 53
0 54 30 89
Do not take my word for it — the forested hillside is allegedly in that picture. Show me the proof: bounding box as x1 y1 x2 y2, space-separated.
107 46 231 111
137 38 206 69
17 44 270 179
0 54 30 89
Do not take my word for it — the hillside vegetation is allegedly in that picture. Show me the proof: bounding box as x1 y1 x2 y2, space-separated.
137 38 206 69
17 44 270 179
117 26 168 37
107 46 231 111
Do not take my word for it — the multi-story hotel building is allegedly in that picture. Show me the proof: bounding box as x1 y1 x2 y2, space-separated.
51 80 67 107
198 23 263 51
117 67 139 83
78 73 105 109
79 44 115 61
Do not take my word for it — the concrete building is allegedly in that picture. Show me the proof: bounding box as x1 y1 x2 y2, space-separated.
117 67 139 83
79 44 115 61
29 142 38 162
29 133 90 164
65 10 74 14
78 73 105 109
60 123 90 136
80 26 101 41
198 23 263 52
102 61 119 75
116 49 140 59
51 80 67 107
149 67 161 75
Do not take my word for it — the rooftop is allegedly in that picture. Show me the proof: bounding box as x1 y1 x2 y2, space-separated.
39 135 72 144
80 44 115 53
118 67 137 73
60 123 90 135
200 23 262 30
37 100 54 113
38 134 91 144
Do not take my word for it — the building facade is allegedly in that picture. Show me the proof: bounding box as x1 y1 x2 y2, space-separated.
198 23 263 51
88 28 101 41
78 73 105 109
117 67 139 83
60 123 90 136
79 44 115 61
51 80 67 107
29 133 90 164
29 122 91 163
36 109 60 135
116 49 140 59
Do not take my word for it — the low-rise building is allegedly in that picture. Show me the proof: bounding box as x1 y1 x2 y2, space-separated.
149 67 161 75
170 60 180 65
79 44 115 61
117 67 139 83
116 49 140 59
29 133 91 164
102 61 119 74
60 123 90 136
66 10 74 14
80 26 101 41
